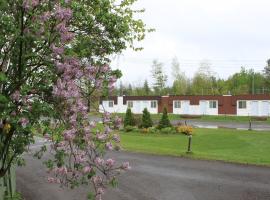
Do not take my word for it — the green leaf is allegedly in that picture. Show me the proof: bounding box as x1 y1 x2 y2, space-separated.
0 94 9 103
0 72 7 82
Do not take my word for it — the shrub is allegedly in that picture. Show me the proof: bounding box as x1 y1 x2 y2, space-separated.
140 128 150 134
176 125 193 135
157 107 171 129
124 108 135 127
141 108 153 128
160 127 175 134
149 127 158 134
133 115 142 127
124 125 135 132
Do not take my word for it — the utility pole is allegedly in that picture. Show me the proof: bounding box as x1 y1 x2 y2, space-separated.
252 73 255 95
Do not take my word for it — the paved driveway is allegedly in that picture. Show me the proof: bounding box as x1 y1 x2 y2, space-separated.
172 119 270 131
17 150 270 200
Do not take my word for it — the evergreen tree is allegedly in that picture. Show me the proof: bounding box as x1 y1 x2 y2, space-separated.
119 81 124 96
127 84 133 95
143 80 151 95
124 108 135 127
264 59 270 88
141 108 153 128
158 107 171 129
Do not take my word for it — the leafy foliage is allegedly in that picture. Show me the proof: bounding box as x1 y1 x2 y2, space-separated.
114 59 270 96
0 0 149 199
151 59 168 95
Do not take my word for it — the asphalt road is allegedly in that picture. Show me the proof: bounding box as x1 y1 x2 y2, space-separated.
17 148 270 200
172 119 270 131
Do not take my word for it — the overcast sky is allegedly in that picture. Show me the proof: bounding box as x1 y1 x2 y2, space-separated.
111 0 270 86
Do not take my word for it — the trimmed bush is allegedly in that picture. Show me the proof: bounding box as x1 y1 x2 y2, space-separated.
157 107 171 129
124 108 135 127
176 125 193 135
140 128 150 134
124 125 135 132
141 108 153 128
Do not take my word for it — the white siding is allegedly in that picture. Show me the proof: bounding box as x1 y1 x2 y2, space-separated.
173 100 218 115
100 97 270 116
237 100 270 116
205 100 219 115
173 101 190 114
99 97 158 114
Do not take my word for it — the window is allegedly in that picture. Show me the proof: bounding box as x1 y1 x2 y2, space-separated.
209 101 217 109
127 101 133 108
151 101 157 108
108 101 114 108
174 101 181 108
238 101 247 109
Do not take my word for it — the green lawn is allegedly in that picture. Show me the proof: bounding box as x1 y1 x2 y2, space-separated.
120 128 270 166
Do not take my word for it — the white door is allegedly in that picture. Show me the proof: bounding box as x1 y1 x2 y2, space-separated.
251 101 259 116
182 101 189 114
200 101 207 115
261 101 269 116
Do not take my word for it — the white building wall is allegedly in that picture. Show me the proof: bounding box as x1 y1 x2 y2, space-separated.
100 97 270 116
204 101 219 115
129 100 158 114
99 97 158 114
173 100 218 115
237 100 270 116
173 101 190 115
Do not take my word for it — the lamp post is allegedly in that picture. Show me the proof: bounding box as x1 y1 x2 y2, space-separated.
187 134 192 153
248 119 252 131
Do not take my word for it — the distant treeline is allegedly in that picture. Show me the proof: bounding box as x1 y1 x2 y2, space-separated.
112 58 270 96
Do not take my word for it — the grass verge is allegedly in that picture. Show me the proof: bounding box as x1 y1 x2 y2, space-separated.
120 128 270 166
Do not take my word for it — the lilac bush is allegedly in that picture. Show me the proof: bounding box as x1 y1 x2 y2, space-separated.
23 1 129 199
0 0 150 199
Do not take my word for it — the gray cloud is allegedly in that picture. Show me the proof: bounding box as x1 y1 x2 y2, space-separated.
112 0 270 85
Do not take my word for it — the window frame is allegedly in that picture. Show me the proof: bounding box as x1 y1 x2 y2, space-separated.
238 100 247 109
151 100 157 108
127 101 133 108
209 100 217 109
174 100 181 109
108 101 114 108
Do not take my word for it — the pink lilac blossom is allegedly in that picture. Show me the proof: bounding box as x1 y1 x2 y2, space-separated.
40 11 51 22
96 134 107 141
94 158 104 166
112 134 120 143
105 159 115 168
53 166 68 175
44 3 129 199
55 6 73 21
105 142 113 150
82 166 92 174
19 117 29 127
63 129 76 141
51 44 64 55
11 90 20 102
